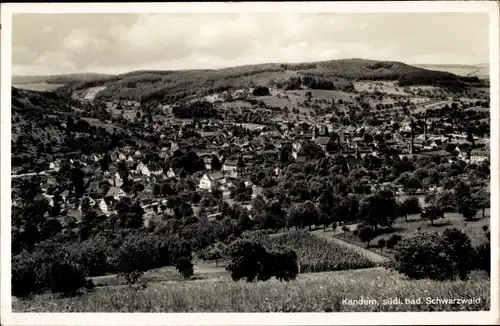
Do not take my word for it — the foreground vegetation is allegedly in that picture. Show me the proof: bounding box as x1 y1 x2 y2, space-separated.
13 267 489 312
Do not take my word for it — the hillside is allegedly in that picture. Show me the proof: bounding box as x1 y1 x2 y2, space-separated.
12 73 113 85
414 63 489 79
50 58 483 105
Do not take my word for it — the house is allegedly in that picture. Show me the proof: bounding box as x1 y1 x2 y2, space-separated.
148 163 164 176
418 149 452 159
60 189 70 203
203 156 212 170
313 136 335 152
469 149 489 164
118 152 127 161
199 171 225 191
108 172 124 188
170 141 179 153
251 185 264 199
49 160 61 172
105 187 127 201
222 159 239 172
167 167 182 178
98 198 114 215
136 162 151 176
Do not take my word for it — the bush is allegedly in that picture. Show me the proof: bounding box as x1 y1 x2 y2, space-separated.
386 234 403 249
226 239 268 282
49 259 87 296
476 241 490 276
392 229 476 281
252 86 270 97
12 244 88 298
260 249 299 282
226 239 298 282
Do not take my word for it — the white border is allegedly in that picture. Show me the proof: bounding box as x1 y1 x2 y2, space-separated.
1 2 499 325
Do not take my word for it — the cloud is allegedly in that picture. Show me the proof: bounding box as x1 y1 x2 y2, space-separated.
11 13 489 75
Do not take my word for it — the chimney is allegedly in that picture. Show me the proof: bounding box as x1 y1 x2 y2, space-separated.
424 115 427 145
410 120 415 154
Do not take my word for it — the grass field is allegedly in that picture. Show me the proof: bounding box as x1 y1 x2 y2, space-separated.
13 267 489 312
330 210 491 258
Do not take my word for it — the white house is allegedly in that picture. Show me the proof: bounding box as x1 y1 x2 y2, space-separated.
199 171 225 191
166 167 178 178
49 160 61 172
118 152 127 161
141 166 151 177
470 149 489 164
222 159 238 172
98 199 111 215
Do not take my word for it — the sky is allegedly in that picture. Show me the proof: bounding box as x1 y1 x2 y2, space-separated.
12 13 489 76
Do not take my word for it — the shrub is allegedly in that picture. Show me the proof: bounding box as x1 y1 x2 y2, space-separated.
386 234 403 249
226 239 268 282
176 258 194 279
476 241 490 276
392 229 476 281
252 86 270 97
226 239 298 282
12 244 88 298
49 259 87 296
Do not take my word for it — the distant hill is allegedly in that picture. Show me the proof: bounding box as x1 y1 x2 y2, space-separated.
24 58 484 105
413 63 489 79
12 73 113 85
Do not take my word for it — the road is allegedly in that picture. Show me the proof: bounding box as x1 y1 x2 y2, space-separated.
312 229 390 265
11 169 55 179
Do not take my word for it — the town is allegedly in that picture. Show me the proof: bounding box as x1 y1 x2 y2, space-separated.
10 60 491 312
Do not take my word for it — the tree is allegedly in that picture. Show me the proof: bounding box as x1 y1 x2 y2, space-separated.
117 197 145 228
341 225 349 238
226 239 268 282
211 155 222 171
359 190 397 231
473 189 489 218
226 239 298 283
476 227 490 276
203 241 228 266
420 205 444 225
378 238 386 252
399 196 421 222
392 229 476 281
358 226 376 247
457 198 478 221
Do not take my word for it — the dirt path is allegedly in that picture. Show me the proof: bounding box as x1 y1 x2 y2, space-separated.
312 230 390 265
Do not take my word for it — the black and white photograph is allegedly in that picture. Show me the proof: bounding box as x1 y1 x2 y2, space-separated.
1 2 499 325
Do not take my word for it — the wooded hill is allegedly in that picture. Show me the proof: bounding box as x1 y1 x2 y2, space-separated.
16 58 485 106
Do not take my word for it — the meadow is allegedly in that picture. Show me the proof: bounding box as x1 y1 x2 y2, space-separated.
13 267 489 312
330 211 491 258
